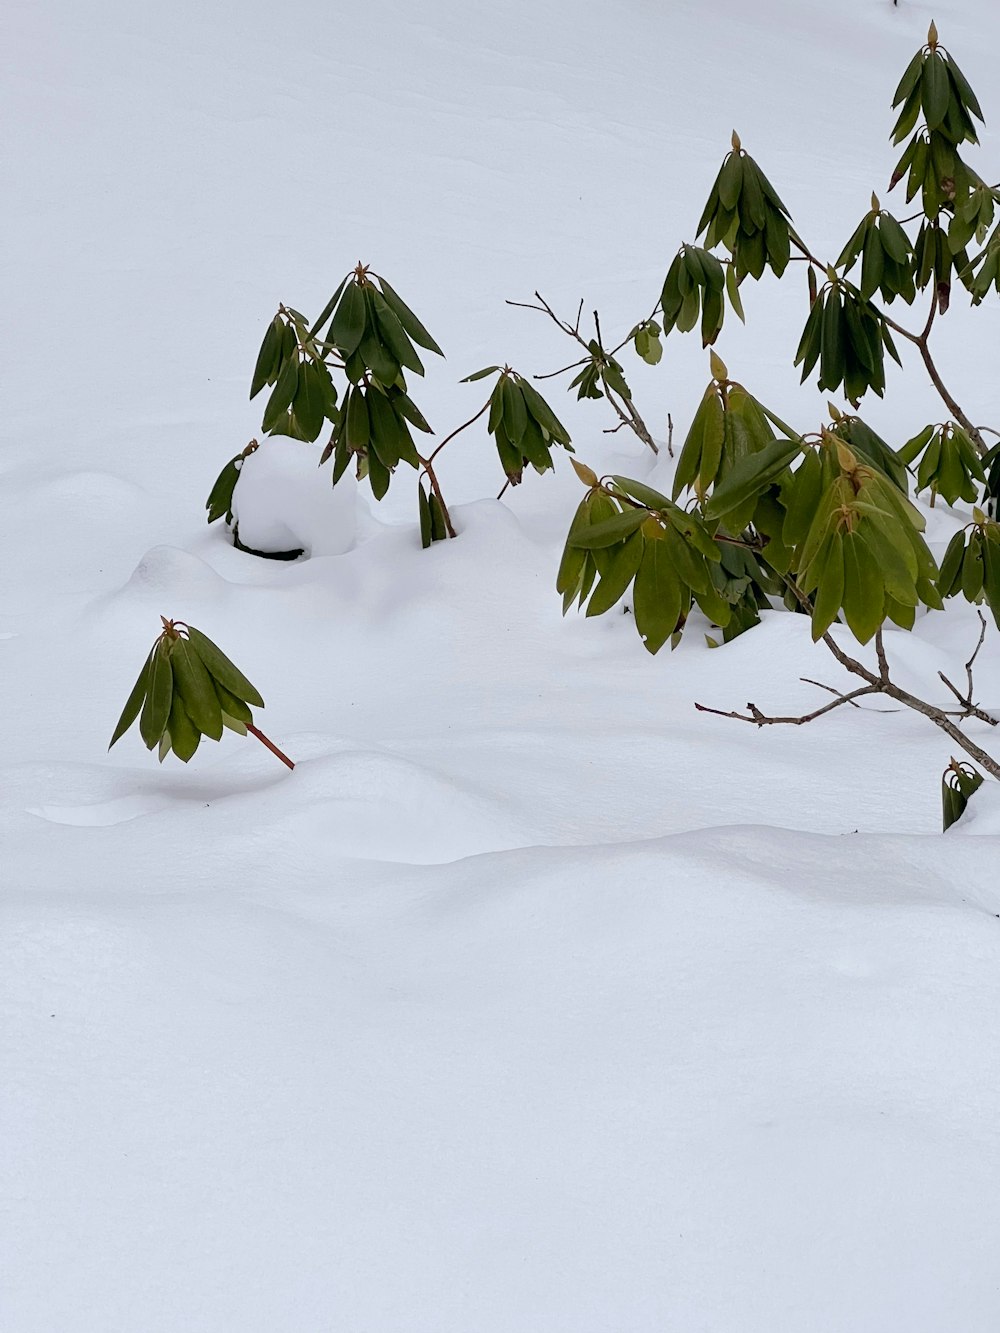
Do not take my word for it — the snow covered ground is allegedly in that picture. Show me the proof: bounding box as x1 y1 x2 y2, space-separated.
5 1 1000 1328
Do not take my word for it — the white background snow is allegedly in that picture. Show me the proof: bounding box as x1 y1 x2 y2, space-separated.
4 1 1000 1328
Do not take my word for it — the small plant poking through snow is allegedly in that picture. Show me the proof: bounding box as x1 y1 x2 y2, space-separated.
208 263 573 548
110 618 294 769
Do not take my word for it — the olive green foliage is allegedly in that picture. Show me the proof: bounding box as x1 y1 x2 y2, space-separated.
110 619 267 764
210 264 572 544
942 759 983 831
553 26 1000 819
560 25 1000 657
462 365 573 485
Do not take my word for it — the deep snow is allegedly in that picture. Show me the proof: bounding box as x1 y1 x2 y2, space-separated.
4 1 1000 1329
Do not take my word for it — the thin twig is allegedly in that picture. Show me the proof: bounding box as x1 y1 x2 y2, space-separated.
510 292 659 453
694 684 882 726
800 677 898 712
247 723 295 770
937 612 996 725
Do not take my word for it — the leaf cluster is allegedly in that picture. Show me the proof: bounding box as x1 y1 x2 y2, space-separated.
567 341 633 404
660 246 742 347
794 280 900 404
891 32 983 218
942 758 984 831
557 475 730 654
937 513 1000 627
464 366 573 485
696 139 792 281
631 319 664 366
110 621 264 763
791 436 940 642
248 267 443 504
837 200 915 305
898 421 984 504
558 365 949 655
671 355 796 518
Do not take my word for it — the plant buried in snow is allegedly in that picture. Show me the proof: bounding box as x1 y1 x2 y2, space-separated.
942 758 983 831
209 263 573 546
560 351 949 652
110 619 293 769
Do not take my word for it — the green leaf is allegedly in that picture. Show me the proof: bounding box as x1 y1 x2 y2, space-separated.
632 535 683 654
937 529 968 597
809 532 845 640
328 280 368 356
261 356 299 434
428 490 448 541
250 315 284 400
308 275 350 337
704 438 801 522
892 48 926 109
461 366 501 383
109 648 153 749
418 481 433 549
841 529 885 643
346 387 370 451
718 151 744 211
570 508 648 549
897 423 936 465
371 288 425 376
184 626 264 708
167 692 201 763
205 456 242 525
393 391 433 434
367 387 403 469
518 378 572 446
359 316 400 387
367 446 391 500
374 275 444 356
169 636 224 740
501 377 529 446
608 476 672 510
213 680 253 727
586 530 644 616
725 263 745 323
945 53 984 122
292 361 329 442
139 639 173 750
488 382 505 434
921 54 951 131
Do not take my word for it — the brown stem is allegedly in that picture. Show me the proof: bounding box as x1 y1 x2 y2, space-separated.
599 374 659 453
509 292 660 454
247 723 295 770
914 339 988 456
698 572 1000 778
427 398 492 463
695 684 883 726
418 455 457 537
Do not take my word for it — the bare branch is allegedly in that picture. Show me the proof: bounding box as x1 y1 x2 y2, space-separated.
800 677 898 712
695 685 882 727
937 612 996 725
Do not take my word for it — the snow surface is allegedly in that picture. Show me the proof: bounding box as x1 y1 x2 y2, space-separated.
5 1 1000 1328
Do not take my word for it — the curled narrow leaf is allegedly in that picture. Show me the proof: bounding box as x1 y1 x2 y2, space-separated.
109 650 153 749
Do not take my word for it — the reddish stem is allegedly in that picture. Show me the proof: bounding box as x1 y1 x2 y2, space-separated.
247 723 295 770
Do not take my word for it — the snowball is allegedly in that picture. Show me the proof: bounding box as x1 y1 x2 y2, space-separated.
230 437 358 557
